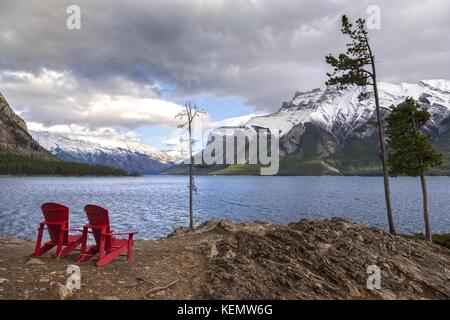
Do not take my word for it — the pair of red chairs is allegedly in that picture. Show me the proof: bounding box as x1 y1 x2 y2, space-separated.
31 203 137 266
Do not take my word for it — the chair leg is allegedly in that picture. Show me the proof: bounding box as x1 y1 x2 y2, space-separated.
55 228 65 258
31 225 45 257
80 227 88 254
98 235 105 260
127 239 133 261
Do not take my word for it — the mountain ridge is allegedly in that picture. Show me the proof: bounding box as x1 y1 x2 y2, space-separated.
31 130 175 175
0 93 54 160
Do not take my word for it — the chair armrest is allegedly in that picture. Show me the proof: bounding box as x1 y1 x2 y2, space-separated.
83 224 106 233
107 231 138 236
40 221 65 227
63 228 84 233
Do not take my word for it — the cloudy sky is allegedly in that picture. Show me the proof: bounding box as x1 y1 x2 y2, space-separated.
0 0 449 150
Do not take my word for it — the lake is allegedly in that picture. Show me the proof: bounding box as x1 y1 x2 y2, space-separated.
0 176 449 239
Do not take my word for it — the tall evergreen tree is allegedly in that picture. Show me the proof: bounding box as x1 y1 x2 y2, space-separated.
386 98 442 242
325 15 396 234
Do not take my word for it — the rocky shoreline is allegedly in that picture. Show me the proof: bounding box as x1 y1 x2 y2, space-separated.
0 218 449 300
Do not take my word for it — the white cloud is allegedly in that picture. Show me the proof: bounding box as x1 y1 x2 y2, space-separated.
84 94 184 127
0 68 186 128
162 138 181 147
1 69 78 92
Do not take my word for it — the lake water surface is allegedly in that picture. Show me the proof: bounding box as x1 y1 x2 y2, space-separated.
0 176 449 239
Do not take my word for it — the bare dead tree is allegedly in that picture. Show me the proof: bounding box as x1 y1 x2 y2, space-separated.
175 101 206 230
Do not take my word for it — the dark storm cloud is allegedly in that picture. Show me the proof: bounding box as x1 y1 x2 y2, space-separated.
0 0 449 118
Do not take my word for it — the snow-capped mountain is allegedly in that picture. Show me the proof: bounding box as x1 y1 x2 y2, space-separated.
246 80 450 142
31 131 174 175
248 79 450 174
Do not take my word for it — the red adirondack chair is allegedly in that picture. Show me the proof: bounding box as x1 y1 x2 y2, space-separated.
77 204 138 266
31 202 83 259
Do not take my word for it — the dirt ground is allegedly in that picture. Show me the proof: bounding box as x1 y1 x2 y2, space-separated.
0 218 449 300
0 233 209 299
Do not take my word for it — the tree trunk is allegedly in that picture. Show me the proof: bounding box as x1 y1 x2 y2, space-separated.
372 75 396 235
420 173 432 242
188 125 194 230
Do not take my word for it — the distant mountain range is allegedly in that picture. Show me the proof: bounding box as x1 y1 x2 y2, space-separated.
4 79 450 176
164 79 450 175
0 93 129 176
1 90 173 175
31 131 174 175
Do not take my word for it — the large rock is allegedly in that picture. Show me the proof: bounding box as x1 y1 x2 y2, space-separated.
198 218 450 299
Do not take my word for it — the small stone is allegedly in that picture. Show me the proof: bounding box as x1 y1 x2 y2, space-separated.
26 258 44 265
0 278 10 284
224 250 236 260
209 244 219 258
52 283 73 300
103 296 120 300
410 282 424 294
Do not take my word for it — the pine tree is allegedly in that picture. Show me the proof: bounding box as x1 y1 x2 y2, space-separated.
325 15 397 235
386 98 442 242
